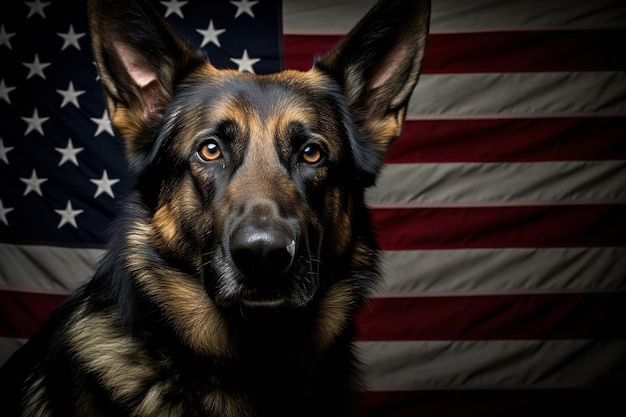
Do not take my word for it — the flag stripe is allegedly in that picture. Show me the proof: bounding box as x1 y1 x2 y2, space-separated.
284 30 626 73
1 336 625 393
0 338 26 368
367 161 626 207
361 389 622 417
428 0 626 33
387 117 626 163
355 293 626 341
0 290 66 339
380 247 626 295
282 0 626 34
407 72 626 118
371 205 626 250
357 339 626 390
0 243 102 292
423 30 626 73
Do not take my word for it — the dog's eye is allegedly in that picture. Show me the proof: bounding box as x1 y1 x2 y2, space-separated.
198 139 222 161
301 143 324 164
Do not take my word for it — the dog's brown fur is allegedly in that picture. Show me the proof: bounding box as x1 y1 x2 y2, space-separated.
0 0 430 415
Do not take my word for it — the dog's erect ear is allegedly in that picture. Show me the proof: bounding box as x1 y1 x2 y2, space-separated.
316 0 430 170
88 0 205 161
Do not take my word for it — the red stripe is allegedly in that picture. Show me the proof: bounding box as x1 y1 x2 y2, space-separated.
362 389 623 417
283 30 626 73
388 117 626 163
422 30 626 74
370 205 626 250
355 293 626 341
0 290 67 339
283 35 339 71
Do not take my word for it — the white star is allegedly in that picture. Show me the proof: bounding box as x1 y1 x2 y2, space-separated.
197 20 226 48
55 138 84 166
0 24 15 50
57 25 86 51
92 61 100 81
0 199 14 226
231 49 260 74
23 54 51 79
0 138 14 164
22 109 49 135
57 81 85 108
0 79 15 104
20 169 48 197
90 170 120 198
55 201 83 229
91 110 114 136
230 0 258 18
160 0 188 18
25 0 51 18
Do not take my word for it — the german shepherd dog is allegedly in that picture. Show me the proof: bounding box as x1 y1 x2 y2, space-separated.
1 0 429 415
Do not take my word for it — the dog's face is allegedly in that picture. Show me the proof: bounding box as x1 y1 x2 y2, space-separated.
89 0 429 317
146 69 369 308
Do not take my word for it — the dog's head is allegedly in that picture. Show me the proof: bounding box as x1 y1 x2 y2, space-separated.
89 0 428 340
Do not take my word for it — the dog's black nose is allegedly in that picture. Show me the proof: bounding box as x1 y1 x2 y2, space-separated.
229 219 296 281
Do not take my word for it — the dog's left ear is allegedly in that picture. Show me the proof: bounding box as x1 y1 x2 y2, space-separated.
316 0 430 176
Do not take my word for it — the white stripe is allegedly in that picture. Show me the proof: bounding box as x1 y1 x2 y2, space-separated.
379 247 626 296
367 161 626 206
429 0 626 33
4 338 624 390
408 72 626 118
0 337 26 367
2 241 624 299
3 338 625 390
357 339 626 390
282 0 377 35
282 0 626 34
0 243 103 293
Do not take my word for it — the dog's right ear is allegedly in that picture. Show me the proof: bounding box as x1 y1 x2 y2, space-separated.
88 0 205 163
315 0 430 186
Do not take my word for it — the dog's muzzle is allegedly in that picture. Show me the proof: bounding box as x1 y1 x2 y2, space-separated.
212 198 319 309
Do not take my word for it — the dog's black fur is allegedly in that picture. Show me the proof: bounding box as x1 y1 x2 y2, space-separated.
0 0 430 415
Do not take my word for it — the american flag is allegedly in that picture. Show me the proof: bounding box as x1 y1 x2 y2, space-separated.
1 0 625 415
